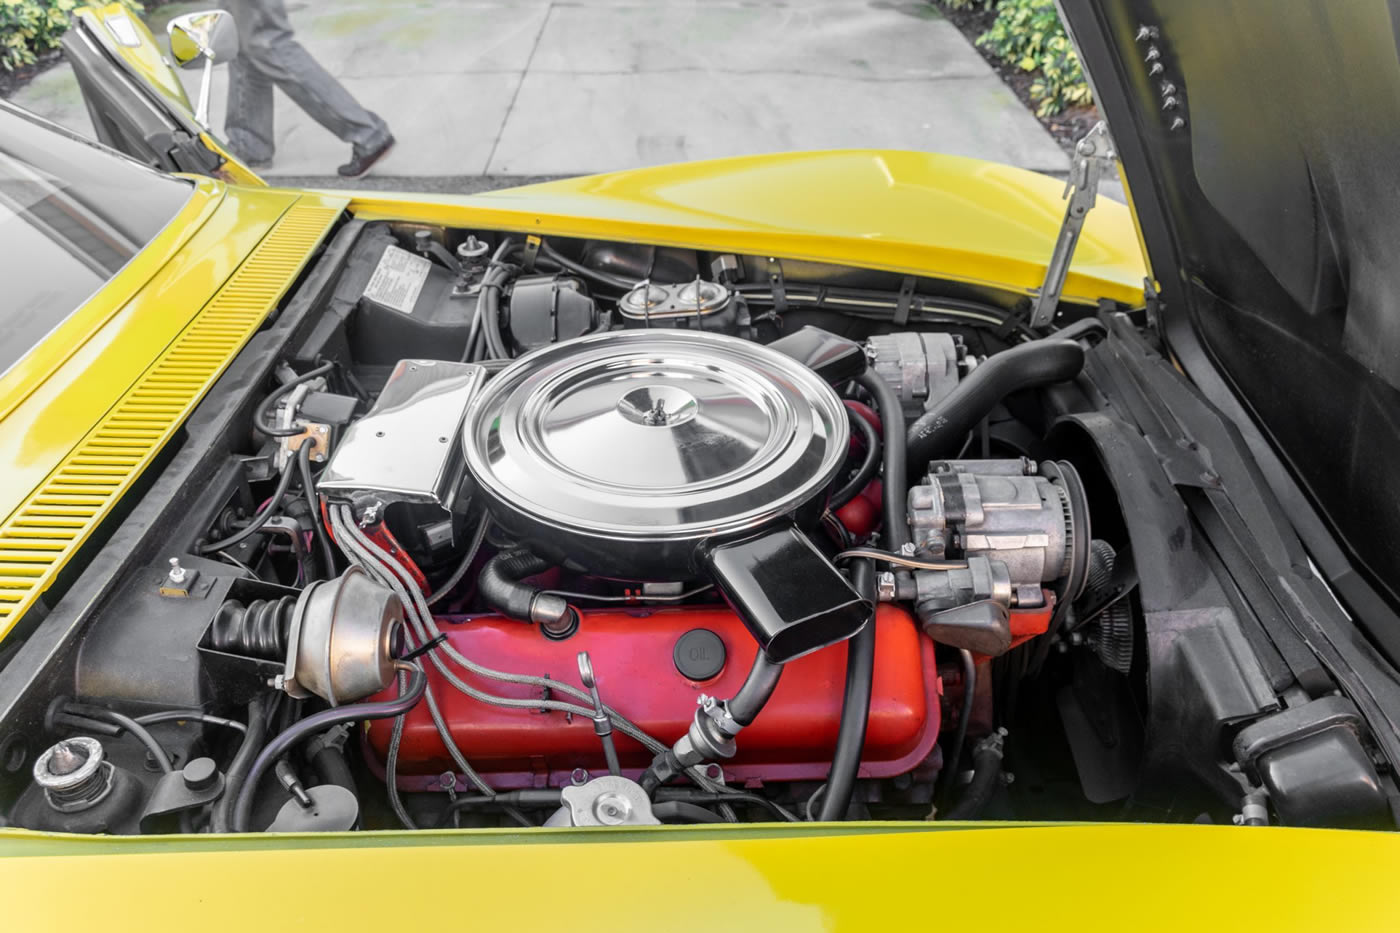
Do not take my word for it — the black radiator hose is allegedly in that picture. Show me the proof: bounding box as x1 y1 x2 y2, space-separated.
941 730 1006 821
817 373 906 821
854 371 909 550
211 695 268 833
817 559 876 821
906 339 1085 468
478 549 577 635
308 731 357 794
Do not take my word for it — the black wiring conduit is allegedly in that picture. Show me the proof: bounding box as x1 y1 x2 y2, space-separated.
479 238 516 360
197 454 300 555
253 361 336 438
296 443 337 579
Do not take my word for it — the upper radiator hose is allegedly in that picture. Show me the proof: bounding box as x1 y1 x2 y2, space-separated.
906 339 1085 468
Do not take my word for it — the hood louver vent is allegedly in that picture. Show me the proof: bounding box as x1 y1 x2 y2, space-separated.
0 203 340 638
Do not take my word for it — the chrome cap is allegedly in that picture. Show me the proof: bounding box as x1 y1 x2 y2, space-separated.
463 331 848 548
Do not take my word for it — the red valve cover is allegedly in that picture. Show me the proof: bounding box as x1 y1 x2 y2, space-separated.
366 604 937 790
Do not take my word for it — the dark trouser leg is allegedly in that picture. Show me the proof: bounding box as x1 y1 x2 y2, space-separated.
225 54 276 162
224 0 391 157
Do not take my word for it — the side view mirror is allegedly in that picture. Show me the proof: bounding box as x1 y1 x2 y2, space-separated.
167 10 239 126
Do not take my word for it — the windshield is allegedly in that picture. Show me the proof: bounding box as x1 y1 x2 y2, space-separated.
0 105 191 376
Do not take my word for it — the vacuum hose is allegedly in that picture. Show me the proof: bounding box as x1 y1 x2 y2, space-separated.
906 339 1085 468
727 654 784 727
478 549 577 636
231 664 425 832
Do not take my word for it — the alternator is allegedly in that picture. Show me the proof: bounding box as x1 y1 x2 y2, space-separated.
865 333 966 421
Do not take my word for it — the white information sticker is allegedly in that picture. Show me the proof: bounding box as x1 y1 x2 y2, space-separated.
363 245 431 314
105 13 142 47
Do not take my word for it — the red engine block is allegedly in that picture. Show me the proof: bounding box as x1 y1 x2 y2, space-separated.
365 604 938 790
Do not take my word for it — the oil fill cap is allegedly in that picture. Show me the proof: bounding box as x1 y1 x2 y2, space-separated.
674 629 726 681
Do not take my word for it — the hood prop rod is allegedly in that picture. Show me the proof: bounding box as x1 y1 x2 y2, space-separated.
1029 121 1114 330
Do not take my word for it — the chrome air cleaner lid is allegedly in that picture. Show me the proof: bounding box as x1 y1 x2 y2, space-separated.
463 331 848 574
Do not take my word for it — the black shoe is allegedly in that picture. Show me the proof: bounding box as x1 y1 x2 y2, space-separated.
338 136 395 178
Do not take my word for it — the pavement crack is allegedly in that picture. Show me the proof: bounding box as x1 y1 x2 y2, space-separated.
485 2 553 174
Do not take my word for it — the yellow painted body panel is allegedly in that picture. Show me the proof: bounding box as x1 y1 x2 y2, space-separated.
200 132 267 186
345 149 1149 307
1 822 1398 930
0 183 345 636
81 3 192 114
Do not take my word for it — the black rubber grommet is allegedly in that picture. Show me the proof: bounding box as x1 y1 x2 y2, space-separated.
674 629 726 681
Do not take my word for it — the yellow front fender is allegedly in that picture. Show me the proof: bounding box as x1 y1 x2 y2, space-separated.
0 822 1396 931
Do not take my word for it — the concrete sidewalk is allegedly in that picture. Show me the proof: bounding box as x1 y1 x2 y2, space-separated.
13 0 1070 180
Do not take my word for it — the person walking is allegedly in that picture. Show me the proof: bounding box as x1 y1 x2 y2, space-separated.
222 0 394 177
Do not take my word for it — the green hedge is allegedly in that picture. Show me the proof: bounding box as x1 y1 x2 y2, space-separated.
1 0 147 72
944 0 1092 117
2 0 78 71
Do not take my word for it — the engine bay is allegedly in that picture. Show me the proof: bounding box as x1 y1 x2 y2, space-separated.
1 218 1393 834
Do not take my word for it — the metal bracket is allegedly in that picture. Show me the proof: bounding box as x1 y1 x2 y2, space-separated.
521 235 541 273
1029 122 1115 329
1142 276 1161 332
766 257 788 314
893 276 917 326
